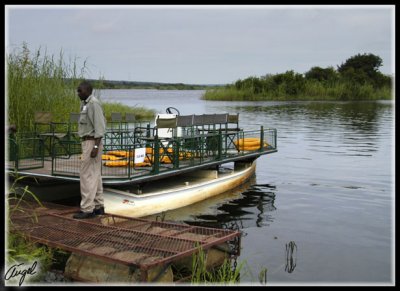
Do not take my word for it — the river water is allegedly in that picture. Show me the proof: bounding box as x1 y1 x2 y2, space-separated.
92 90 396 285
97 89 394 285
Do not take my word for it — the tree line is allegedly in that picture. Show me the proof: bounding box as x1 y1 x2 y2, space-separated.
203 53 392 101
89 79 214 90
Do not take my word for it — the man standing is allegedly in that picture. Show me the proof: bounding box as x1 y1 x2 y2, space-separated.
73 81 106 219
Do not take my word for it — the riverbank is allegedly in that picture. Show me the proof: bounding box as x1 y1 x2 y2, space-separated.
202 83 392 101
202 54 392 102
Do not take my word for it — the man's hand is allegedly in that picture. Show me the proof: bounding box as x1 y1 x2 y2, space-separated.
90 148 99 158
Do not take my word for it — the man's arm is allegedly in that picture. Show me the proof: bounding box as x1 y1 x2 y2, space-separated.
90 101 106 158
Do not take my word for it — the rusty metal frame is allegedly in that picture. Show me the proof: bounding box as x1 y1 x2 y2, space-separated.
8 201 241 282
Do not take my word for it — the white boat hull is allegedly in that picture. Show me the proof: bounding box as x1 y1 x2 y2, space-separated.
103 161 256 218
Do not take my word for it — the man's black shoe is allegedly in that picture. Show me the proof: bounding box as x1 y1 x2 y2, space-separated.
73 211 95 219
94 206 105 215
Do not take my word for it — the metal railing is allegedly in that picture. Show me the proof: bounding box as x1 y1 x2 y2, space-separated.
7 126 277 183
7 134 44 171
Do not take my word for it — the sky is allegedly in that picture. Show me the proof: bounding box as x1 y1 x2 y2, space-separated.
5 5 395 85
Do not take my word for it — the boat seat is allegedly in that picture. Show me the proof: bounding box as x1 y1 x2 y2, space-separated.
227 113 240 132
138 116 179 167
213 113 229 131
125 112 135 129
192 113 228 133
124 112 145 142
176 114 204 154
34 111 70 158
177 114 195 136
177 114 194 127
155 116 178 137
125 113 136 123
225 113 241 151
109 112 123 132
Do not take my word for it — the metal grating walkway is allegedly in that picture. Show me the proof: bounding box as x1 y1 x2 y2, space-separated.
8 201 241 274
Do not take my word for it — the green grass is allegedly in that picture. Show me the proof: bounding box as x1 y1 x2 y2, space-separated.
188 245 270 285
6 175 54 284
101 101 155 122
189 245 244 284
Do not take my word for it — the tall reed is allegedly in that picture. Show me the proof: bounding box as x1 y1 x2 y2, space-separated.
6 43 155 133
7 43 82 132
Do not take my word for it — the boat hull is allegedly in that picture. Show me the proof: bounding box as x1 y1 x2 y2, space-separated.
103 161 257 218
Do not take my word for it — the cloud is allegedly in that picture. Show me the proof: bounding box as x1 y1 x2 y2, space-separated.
6 5 394 83
90 21 117 33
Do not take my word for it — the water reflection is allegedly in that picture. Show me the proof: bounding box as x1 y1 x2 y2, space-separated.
183 181 277 230
285 241 297 273
220 101 392 158
101 89 392 160
230 101 391 132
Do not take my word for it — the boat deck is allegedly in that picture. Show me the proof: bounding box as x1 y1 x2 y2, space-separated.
7 125 277 185
8 200 241 282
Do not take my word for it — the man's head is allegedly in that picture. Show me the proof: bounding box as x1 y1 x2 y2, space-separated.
77 81 93 101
